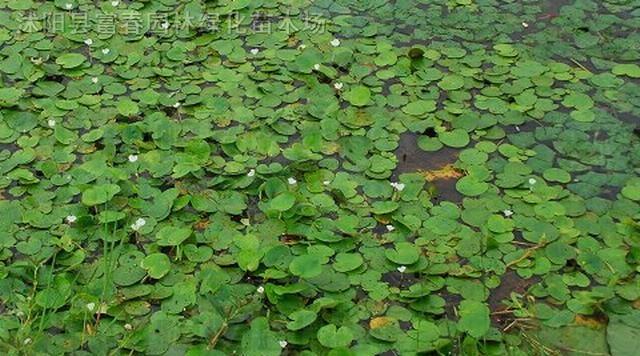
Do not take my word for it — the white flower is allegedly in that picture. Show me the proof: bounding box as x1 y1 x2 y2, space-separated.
161 22 170 30
279 340 288 348
386 224 395 232
503 209 513 217
287 177 297 185
515 125 520 132
124 323 133 331
522 22 529 28
66 215 77 223
173 102 181 108
111 0 120 6
298 44 307 50
250 48 259 55
528 178 537 185
131 218 146 231
84 38 93 46
313 63 320 70
247 169 255 177
64 3 73 10
23 338 32 345
86 302 96 311
101 48 110 55
397 266 407 273
333 82 343 90
330 38 341 47
128 154 138 163
323 180 331 185
47 119 56 127
91 77 99 83
257 286 265 294
390 182 405 191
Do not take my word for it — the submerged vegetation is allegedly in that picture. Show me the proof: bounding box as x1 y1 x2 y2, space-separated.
0 0 639 355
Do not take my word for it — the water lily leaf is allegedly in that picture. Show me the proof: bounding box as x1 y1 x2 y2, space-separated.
344 86 371 106
241 317 280 356
438 74 465 91
156 226 192 246
385 242 420 265
456 176 488 196
0 88 24 107
317 324 354 348
81 184 121 206
270 192 296 212
56 53 86 68
141 253 171 279
439 129 470 148
402 100 437 116
290 254 323 279
333 253 363 272
457 300 490 338
612 63 640 78
117 99 140 117
287 310 318 331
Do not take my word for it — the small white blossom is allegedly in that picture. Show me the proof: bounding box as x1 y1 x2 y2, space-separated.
247 169 255 177
101 48 110 55
522 22 529 28
66 215 77 223
131 218 146 231
503 209 514 217
47 119 56 127
386 224 395 232
128 154 138 163
287 177 297 185
124 323 133 331
515 125 520 132
279 340 288 348
250 48 259 55
528 178 537 185
111 0 120 6
84 38 93 46
313 63 320 70
257 286 265 294
390 182 405 191
173 102 181 108
64 3 73 10
298 44 307 50
23 338 32 345
323 180 331 185
330 38 341 47
91 77 99 83
333 82 343 90
86 302 96 311
161 22 170 30
397 266 407 273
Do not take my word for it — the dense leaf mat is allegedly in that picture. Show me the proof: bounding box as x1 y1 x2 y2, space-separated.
0 0 639 355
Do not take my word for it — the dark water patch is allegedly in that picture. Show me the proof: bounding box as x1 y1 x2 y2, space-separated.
394 133 462 203
394 133 459 175
382 271 420 289
430 178 463 204
439 290 461 321
488 270 538 310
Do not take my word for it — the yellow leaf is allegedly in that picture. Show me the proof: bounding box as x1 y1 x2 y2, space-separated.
369 316 395 329
418 164 463 181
